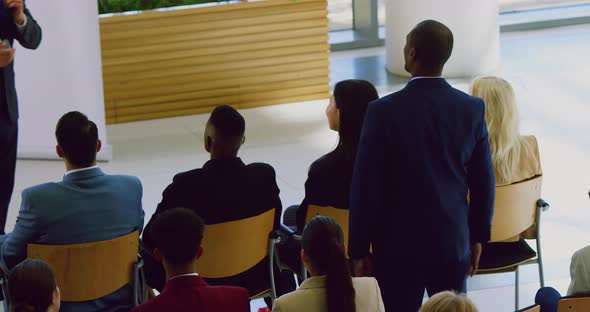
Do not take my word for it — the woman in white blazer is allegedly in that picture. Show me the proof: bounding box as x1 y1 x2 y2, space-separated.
273 216 385 312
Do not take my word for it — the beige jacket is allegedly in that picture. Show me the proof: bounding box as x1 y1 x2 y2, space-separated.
568 245 590 296
273 276 385 312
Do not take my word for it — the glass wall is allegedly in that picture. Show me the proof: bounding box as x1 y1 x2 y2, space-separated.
329 0 354 31
499 0 590 12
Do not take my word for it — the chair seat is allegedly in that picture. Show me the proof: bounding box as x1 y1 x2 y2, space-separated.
478 240 537 271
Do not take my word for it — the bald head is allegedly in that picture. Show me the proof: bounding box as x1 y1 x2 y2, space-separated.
404 20 454 75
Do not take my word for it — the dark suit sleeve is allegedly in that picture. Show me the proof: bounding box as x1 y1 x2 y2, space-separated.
466 99 496 244
142 176 183 249
348 102 385 259
14 8 42 49
296 164 318 230
266 166 283 230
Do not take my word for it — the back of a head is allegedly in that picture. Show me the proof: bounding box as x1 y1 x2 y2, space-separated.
302 216 356 312
8 259 57 312
470 77 522 183
410 20 454 71
419 291 478 312
55 111 99 167
208 105 245 142
333 79 379 159
150 208 205 266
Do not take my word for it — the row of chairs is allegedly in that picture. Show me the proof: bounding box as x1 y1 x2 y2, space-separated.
289 176 549 311
0 175 549 311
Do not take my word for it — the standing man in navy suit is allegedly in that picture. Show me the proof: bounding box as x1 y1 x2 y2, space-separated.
348 20 495 311
0 0 42 234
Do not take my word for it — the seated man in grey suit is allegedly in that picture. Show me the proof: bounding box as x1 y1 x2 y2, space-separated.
0 111 145 312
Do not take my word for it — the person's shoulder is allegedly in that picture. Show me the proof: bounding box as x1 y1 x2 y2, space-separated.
572 245 590 261
172 168 203 183
352 276 380 289
206 285 249 297
103 174 142 190
21 182 60 201
246 162 276 176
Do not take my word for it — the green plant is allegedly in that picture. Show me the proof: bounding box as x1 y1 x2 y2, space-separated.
98 0 221 14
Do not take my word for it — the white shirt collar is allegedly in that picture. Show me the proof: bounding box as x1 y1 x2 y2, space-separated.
169 273 199 281
65 166 99 176
409 76 444 82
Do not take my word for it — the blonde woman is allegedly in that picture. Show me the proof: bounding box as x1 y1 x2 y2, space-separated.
470 77 542 186
419 291 478 312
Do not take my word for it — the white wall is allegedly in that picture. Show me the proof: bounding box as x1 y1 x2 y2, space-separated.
385 0 501 78
14 0 111 160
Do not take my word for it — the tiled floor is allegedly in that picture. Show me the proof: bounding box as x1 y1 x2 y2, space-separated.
3 23 590 312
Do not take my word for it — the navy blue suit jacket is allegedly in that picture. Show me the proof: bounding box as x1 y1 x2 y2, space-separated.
349 78 495 265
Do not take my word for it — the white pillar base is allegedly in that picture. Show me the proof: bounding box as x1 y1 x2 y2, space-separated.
385 0 501 78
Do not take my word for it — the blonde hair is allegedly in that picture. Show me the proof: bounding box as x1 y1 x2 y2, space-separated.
470 77 527 184
419 291 478 312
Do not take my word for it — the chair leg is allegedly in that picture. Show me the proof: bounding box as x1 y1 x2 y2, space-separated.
268 239 278 302
515 267 520 311
538 258 545 288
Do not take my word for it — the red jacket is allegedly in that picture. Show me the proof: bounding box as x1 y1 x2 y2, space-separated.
131 275 250 312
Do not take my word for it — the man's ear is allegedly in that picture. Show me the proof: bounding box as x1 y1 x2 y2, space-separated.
205 136 212 153
195 246 203 260
56 145 64 159
241 136 246 146
154 248 163 264
97 139 102 153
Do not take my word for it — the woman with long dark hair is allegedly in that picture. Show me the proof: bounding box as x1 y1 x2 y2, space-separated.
8 259 60 312
283 79 379 231
273 216 384 312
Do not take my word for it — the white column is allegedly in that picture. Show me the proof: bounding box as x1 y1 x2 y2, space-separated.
385 0 501 78
14 0 111 160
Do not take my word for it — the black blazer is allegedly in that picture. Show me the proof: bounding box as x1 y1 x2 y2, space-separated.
349 78 495 264
0 4 42 123
144 157 282 247
296 150 353 230
143 157 282 295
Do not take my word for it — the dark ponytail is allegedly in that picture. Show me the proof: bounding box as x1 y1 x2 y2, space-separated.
8 259 57 312
302 216 356 312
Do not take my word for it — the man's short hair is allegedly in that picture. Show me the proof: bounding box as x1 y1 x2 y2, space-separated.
410 20 454 70
150 208 205 265
55 111 99 167
208 105 245 138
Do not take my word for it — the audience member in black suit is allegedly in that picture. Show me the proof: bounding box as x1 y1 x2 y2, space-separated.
282 79 379 231
141 105 293 298
8 259 60 312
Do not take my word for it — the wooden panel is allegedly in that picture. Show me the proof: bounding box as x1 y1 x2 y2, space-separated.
100 0 330 123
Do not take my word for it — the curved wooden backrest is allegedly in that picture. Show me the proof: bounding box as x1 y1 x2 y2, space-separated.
490 176 542 242
197 209 275 279
27 231 139 302
520 304 541 312
305 205 349 254
558 297 590 312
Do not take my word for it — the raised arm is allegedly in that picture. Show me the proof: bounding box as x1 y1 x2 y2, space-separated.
16 7 42 49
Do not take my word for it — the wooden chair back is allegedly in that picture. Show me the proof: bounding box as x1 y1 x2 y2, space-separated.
27 231 139 302
519 304 541 312
558 297 590 312
490 176 542 242
305 205 349 254
197 209 275 279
